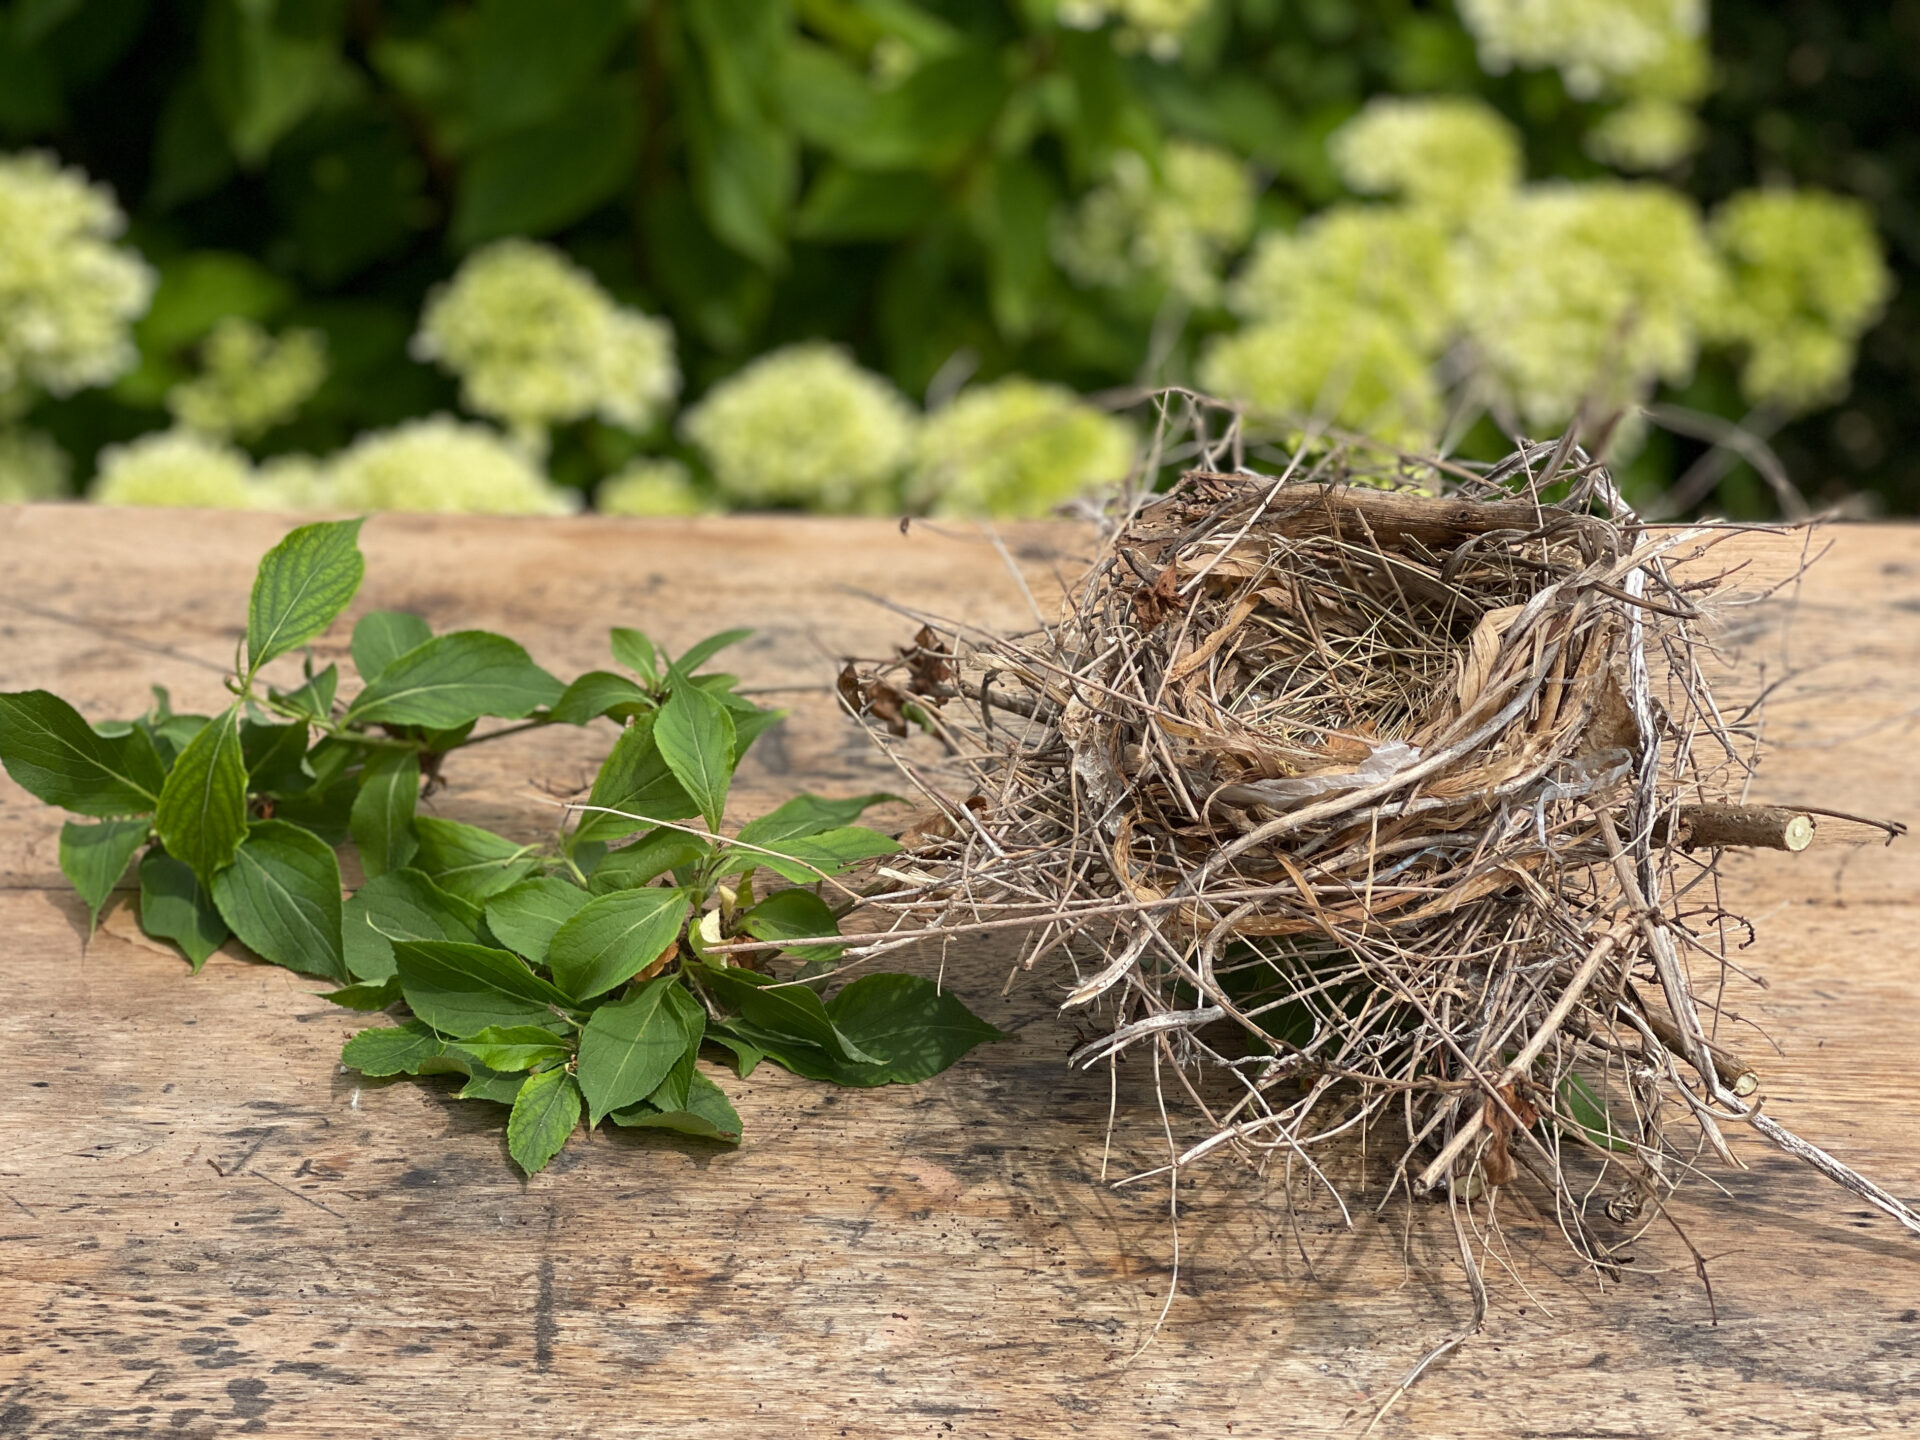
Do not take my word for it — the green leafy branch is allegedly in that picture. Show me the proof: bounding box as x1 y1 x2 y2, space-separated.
0 519 1003 1175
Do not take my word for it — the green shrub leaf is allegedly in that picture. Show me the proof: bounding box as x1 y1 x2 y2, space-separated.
737 792 895 846
341 867 482 982
654 681 735 831
484 876 593 965
740 887 843 959
574 714 700 843
409 816 539 903
609 1070 741 1142
342 1019 448 1076
210 820 347 981
154 705 248 881
246 518 365 677
59 818 150 931
506 1066 581 1176
349 749 420 878
346 631 563 728
577 976 700 1124
137 849 229 971
547 887 690 1001
550 670 652 725
350 610 433 683
588 829 710 894
392 939 573 1036
0 690 167 816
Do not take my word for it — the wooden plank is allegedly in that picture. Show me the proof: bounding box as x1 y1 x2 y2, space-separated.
0 506 1916 1438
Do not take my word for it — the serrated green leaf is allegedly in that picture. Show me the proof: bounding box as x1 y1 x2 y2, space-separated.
549 671 652 726
409 816 539 903
577 976 700 1124
737 793 896 846
703 1027 765 1078
155 705 248 882
484 876 592 965
574 714 700 844
342 1019 447 1076
349 749 419 878
674 627 753 675
271 663 338 723
740 887 844 960
547 887 690 1001
240 718 311 795
588 830 711 894
210 820 347 981
324 976 403 1010
392 939 574 1036
722 825 900 883
341 866 481 981
609 627 660 683
246 518 365 676
825 974 1005 1085
448 1025 570 1073
346 631 563 728
0 690 167 816
457 1065 529 1106
688 961 881 1066
507 1066 581 1175
1557 1072 1637 1154
59 818 149 931
350 610 432 684
608 1070 741 1142
137 850 228 971
655 682 735 831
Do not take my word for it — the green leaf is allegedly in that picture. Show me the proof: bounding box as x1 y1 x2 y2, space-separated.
454 81 640 247
392 939 574 1036
270 663 338 723
737 793 896 846
246 518 366 676
609 1071 741 1143
346 632 564 728
1556 1072 1636 1154
210 820 347 981
0 690 167 816
674 627 753 675
240 718 311 795
448 1025 570 1073
137 850 229 971
457 1065 529 1107
341 866 482 981
655 682 735 832
574 715 700 844
465 0 629 142
688 962 880 1066
349 749 420 878
722 825 900 883
588 830 711 894
409 816 539 903
836 47 1006 172
201 0 342 164
324 976 403 1010
547 888 690 1002
484 876 592 965
350 610 432 683
549 671 652 726
506 1066 581 1176
795 165 943 241
608 627 660 683
577 976 701 1125
154 705 248 881
826 974 1005 1085
341 1018 447 1077
59 819 150 930
740 887 844 960
703 1028 765 1078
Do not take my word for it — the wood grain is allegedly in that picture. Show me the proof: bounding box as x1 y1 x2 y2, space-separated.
0 506 1916 1438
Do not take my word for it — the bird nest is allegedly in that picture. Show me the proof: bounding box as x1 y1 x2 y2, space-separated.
834 434 1916 1338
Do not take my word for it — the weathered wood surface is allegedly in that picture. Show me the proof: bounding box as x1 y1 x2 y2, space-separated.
0 506 1916 1439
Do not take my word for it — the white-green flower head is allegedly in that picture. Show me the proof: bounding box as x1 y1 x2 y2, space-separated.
251 453 332 511
168 318 327 441
1585 98 1703 172
1055 140 1254 307
0 426 69 502
912 376 1135 519
682 343 916 512
0 151 155 407
325 416 580 515
597 457 714 517
1461 180 1720 431
413 239 679 441
1704 189 1892 412
1056 0 1213 61
1456 0 1708 101
1330 96 1522 219
1228 206 1460 351
90 428 258 509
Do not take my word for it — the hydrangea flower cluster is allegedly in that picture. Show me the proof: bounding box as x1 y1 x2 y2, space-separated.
413 239 679 449
1056 0 1213 61
0 151 154 414
1455 0 1708 101
0 427 68 502
1704 190 1893 411
1329 96 1521 218
1054 141 1254 306
1584 98 1702 172
91 429 259 509
911 377 1135 519
681 344 916 512
596 457 713 517
167 318 328 440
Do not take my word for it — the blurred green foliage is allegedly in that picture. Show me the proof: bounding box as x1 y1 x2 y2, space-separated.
0 0 1911 513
